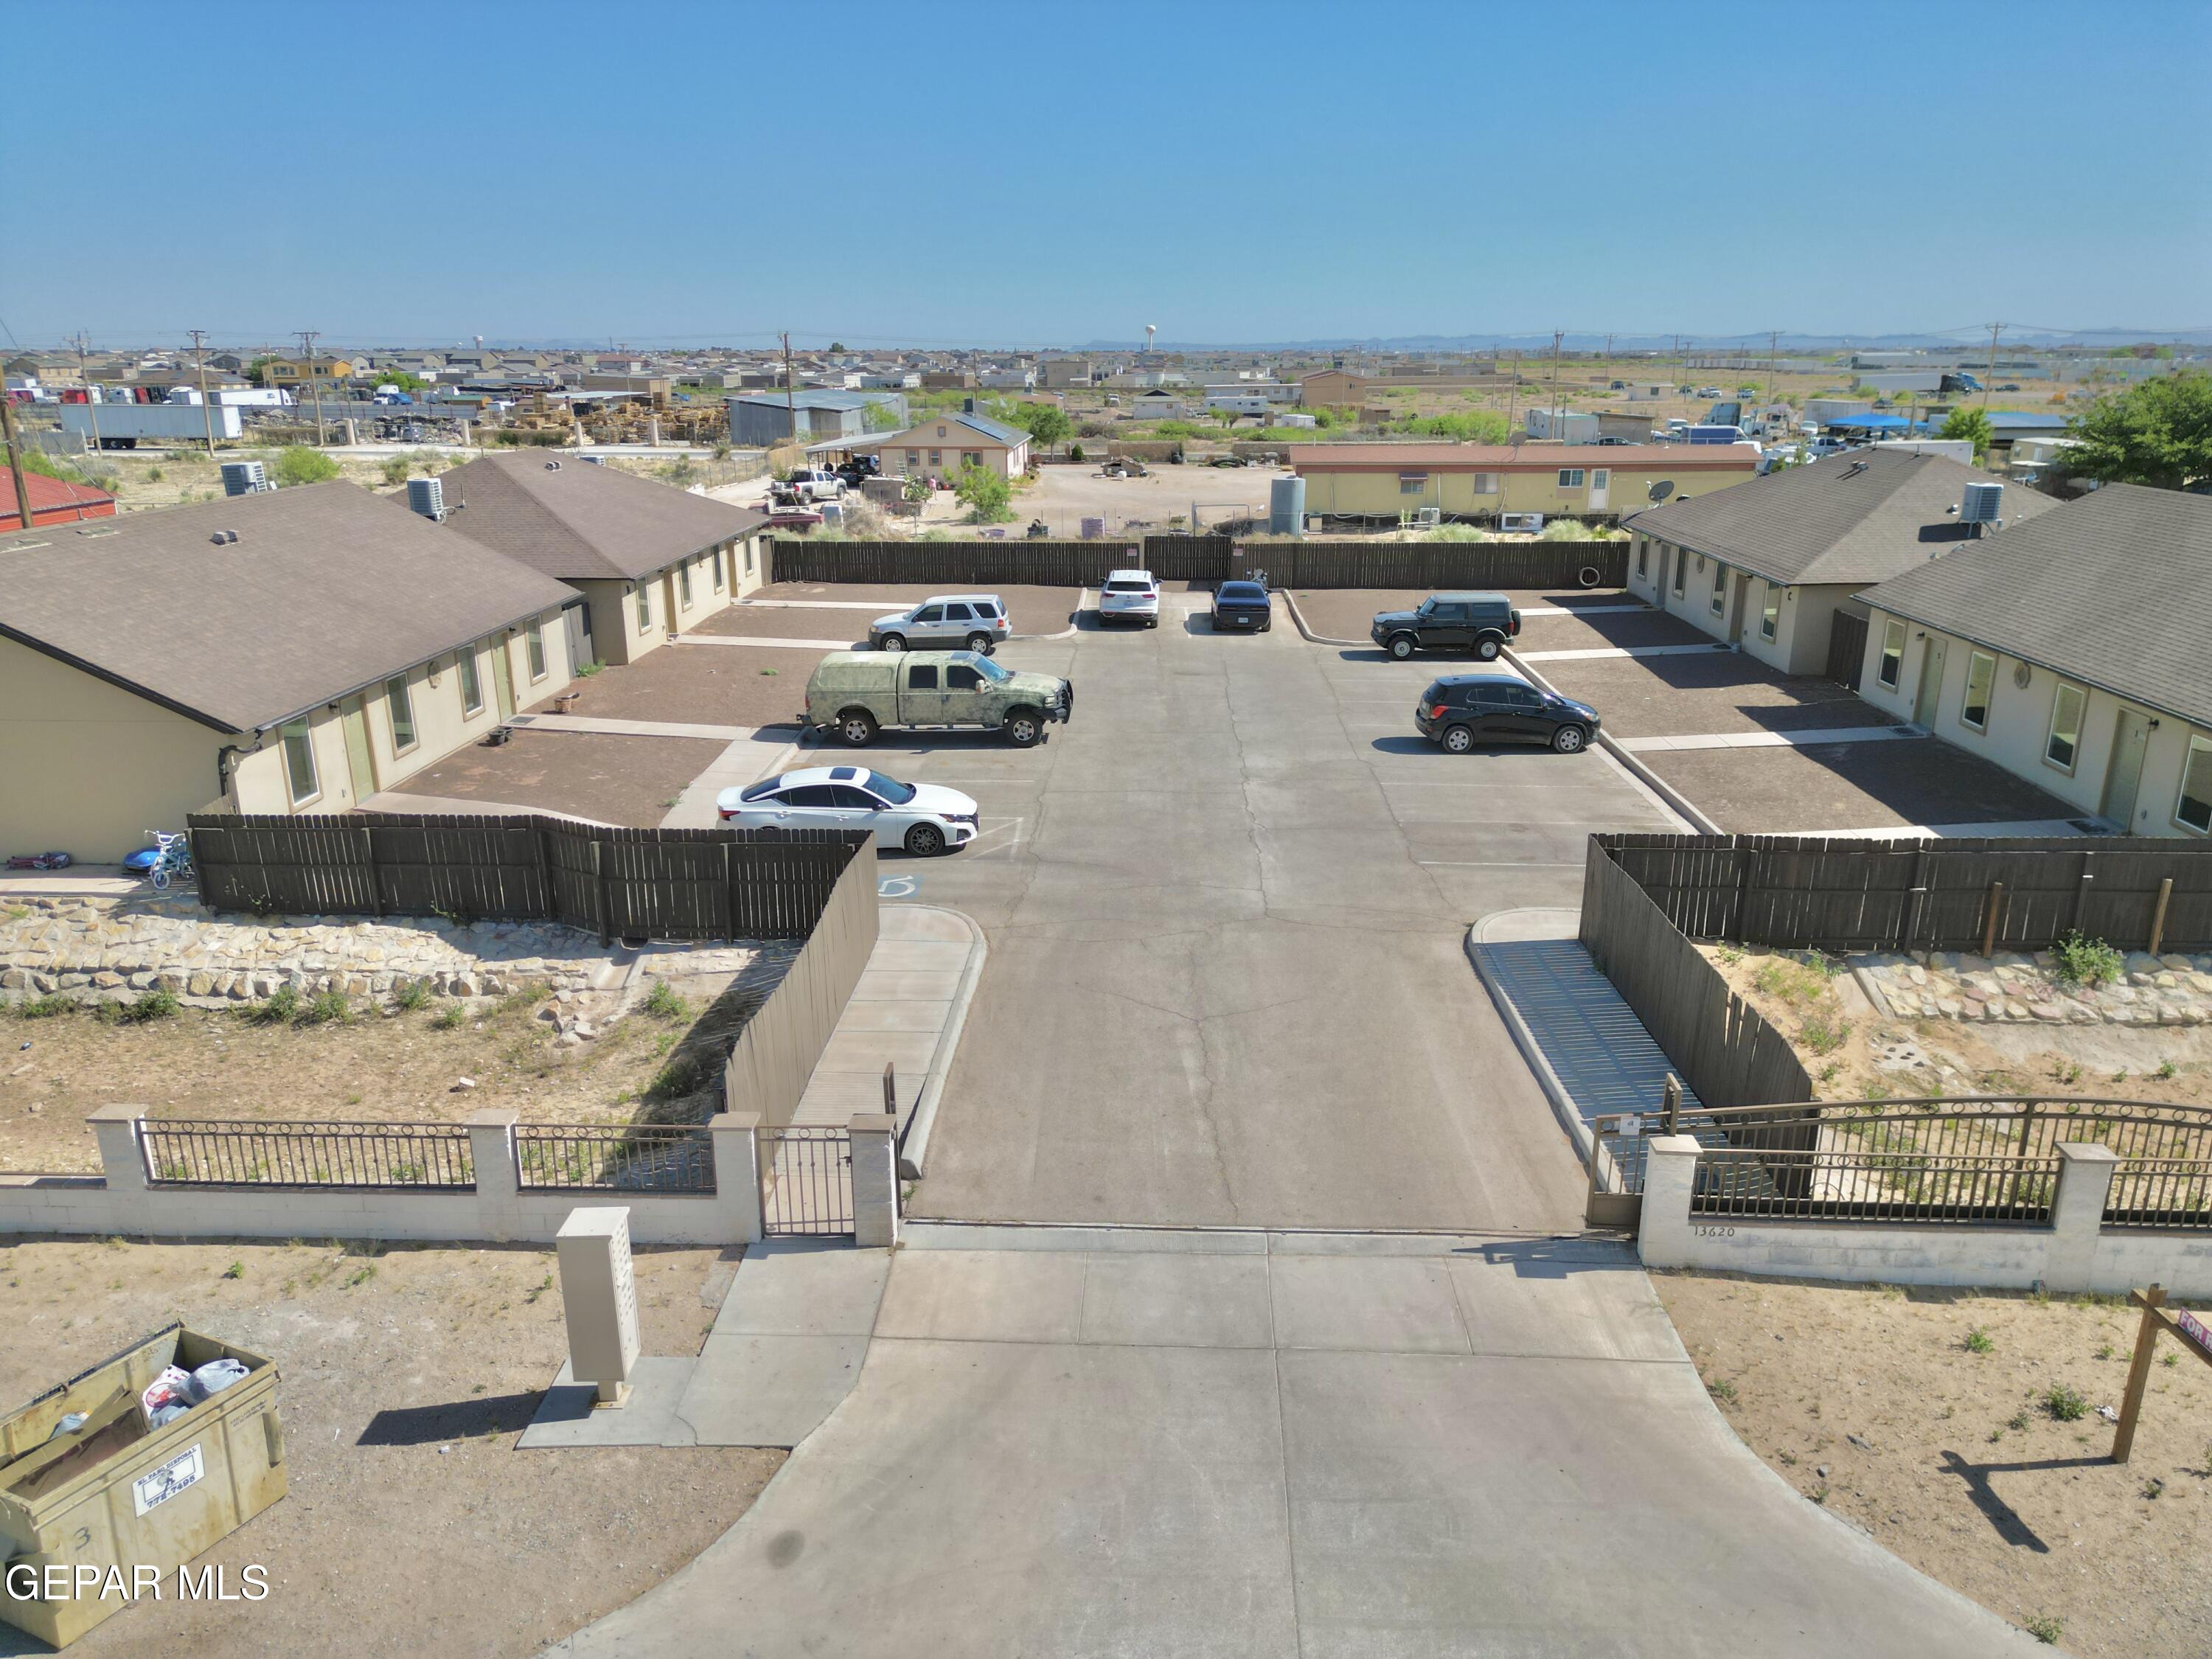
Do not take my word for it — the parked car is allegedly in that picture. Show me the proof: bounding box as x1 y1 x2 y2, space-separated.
1208 454 1250 467
760 504 824 530
784 467 847 501
1370 593 1522 661
1415 673 1599 754
1098 568 1161 628
1211 580 1272 632
868 594 1010 654
717 765 979 857
803 650 1072 748
1097 458 1150 479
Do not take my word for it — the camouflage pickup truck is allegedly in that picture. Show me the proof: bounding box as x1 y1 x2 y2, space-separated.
803 651 1074 748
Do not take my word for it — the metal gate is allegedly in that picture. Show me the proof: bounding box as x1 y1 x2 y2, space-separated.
758 1125 853 1237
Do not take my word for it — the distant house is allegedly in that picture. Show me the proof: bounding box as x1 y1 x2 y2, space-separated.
1287 442 1757 523
1 470 118 531
868 412 1032 481
207 352 248 374
0 484 581 858
726 390 908 447
434 453 768 666
1855 485 2212 838
1621 451 2057 678
262 357 354 390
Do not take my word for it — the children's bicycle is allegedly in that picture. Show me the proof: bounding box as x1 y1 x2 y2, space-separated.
134 830 195 891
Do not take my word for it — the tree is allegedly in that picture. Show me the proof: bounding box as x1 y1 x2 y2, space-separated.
1938 407 1993 460
246 355 279 387
829 341 846 354
2066 372 2212 490
271 445 340 487
952 460 1013 523
861 400 903 432
1004 402 1071 448
372 368 426 394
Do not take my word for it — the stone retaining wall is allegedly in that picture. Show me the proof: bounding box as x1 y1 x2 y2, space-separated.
1855 947 2212 1028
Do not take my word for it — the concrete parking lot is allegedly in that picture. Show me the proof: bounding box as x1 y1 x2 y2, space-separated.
870 583 1677 1232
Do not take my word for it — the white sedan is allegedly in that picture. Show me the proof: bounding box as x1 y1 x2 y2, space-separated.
717 765 979 856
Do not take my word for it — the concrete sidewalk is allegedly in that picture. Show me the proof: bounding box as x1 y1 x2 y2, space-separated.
552 1229 2030 1659
507 712 754 742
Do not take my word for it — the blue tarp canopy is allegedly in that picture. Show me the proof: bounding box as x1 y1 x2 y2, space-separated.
1826 412 1926 432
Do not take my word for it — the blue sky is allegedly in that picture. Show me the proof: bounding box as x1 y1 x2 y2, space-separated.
5 0 2207 349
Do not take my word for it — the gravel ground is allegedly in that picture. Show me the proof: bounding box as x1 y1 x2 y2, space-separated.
0 1238 779 1659
1286 586 1630 642
1641 740 2078 832
1657 1270 2212 1659
726 582 1086 639
560 647 818 731
1526 651 1895 739
394 730 728 826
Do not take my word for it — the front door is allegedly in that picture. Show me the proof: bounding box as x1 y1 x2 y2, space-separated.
2103 709 2152 829
1726 573 1747 644
338 696 377 801
490 641 515 718
564 602 591 670
661 570 679 635
1913 637 1947 727
1589 468 1610 510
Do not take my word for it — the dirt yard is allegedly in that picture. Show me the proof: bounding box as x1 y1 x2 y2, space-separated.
389 728 731 825
1656 1271 2212 1657
0 960 784 1173
0 1237 777 1658
1287 585 1633 644
726 582 1086 639
1700 943 2212 1108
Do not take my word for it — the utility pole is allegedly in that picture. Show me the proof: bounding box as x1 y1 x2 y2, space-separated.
1981 321 2003 408
187 329 217 455
1 392 37 532
1765 329 1779 411
70 332 101 453
780 330 796 447
297 330 324 445
1545 330 1564 439
1503 352 1520 442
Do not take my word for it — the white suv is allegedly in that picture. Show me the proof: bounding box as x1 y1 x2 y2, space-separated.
1098 568 1160 628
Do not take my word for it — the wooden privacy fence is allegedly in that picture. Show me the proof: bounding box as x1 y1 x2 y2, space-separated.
188 813 872 942
1578 840 1813 1113
722 837 880 1129
768 535 1627 591
1594 832 2212 955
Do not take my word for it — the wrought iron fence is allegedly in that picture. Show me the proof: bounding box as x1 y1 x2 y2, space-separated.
141 1119 474 1189
758 1124 852 1237
2102 1158 2212 1231
1692 1144 2065 1223
512 1124 717 1194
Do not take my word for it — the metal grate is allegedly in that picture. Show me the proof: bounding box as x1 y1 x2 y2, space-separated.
142 1119 474 1189
759 1125 852 1236
513 1124 716 1194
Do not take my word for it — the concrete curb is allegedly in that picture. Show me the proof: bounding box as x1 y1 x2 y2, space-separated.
1012 590 1085 641
1464 915 1595 1165
894 904 987 1181
1277 589 1365 647
1501 644 1724 835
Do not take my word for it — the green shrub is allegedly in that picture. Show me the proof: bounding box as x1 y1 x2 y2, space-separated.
390 977 430 1011
431 1004 466 1032
1962 1326 1994 1354
2053 930 2123 987
247 984 301 1024
2024 1613 2062 1644
646 1056 703 1100
643 981 688 1020
13 995 74 1019
271 445 341 487
2042 1383 2087 1422
296 991 351 1026
113 988 180 1024
379 456 411 486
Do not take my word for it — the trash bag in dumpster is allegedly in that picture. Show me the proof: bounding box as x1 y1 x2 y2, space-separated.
187 1360 248 1402
140 1366 192 1428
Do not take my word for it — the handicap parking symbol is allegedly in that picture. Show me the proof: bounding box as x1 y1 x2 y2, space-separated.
878 874 919 900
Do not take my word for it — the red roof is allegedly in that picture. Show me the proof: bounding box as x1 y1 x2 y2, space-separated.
1 469 118 529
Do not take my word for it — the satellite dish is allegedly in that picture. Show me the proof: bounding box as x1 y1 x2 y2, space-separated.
1647 480 1675 504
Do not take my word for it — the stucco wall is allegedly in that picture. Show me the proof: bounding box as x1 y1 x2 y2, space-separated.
566 545 738 667
0 640 229 861
1302 462 1756 521
1858 609 2210 835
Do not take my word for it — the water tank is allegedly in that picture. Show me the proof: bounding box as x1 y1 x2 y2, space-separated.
219 459 268 497
1268 473 1307 536
406 476 445 521
1959 481 2003 524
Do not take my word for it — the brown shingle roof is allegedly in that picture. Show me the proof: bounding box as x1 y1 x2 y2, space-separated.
1621 450 2061 588
1858 484 2212 731
0 482 577 733
437 452 766 582
1284 443 1759 473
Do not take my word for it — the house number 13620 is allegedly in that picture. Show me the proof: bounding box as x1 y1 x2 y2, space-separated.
1693 1225 1736 1238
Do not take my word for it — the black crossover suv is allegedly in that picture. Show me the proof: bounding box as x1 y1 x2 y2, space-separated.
1414 674 1599 754
1370 592 1521 660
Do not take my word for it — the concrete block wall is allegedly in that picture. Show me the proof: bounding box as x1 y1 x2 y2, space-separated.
0 1107 767 1248
1638 1135 2212 1296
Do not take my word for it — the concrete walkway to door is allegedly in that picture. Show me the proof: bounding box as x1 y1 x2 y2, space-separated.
549 1227 2031 1659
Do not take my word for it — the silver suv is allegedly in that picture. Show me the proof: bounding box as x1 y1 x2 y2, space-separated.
868 594 1011 654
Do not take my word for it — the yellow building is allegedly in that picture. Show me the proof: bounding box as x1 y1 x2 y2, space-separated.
0 484 581 860
1286 443 1759 521
262 357 355 389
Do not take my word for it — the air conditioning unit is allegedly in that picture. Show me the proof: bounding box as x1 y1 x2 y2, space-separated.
219 459 268 497
406 476 445 521
1413 507 1441 528
1959 481 2003 524
1499 512 1546 533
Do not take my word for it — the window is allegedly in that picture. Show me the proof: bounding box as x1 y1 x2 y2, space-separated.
1760 585 1780 641
928 449 941 467
914 605 944 623
1399 473 1429 494
525 620 548 682
678 558 692 606
456 647 482 716
712 545 725 592
1470 472 1500 494
1877 619 1905 689
946 664 983 691
635 584 652 633
906 449 921 468
744 539 754 574
2177 734 2212 835
1710 562 1727 616
386 675 417 751
281 720 319 804
906 664 939 689
2045 681 2085 771
1961 650 1996 731
974 655 1012 681
1592 468 1610 491
944 603 974 621
1557 468 1585 487
863 771 917 804
1635 541 1649 579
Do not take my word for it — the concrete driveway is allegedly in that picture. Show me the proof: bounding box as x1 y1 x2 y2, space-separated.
884 590 1680 1231
554 1231 2029 1659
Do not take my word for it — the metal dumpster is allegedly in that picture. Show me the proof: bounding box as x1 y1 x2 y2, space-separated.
1 1323 286 1648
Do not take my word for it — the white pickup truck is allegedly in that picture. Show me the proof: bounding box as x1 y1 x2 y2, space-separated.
784 467 848 502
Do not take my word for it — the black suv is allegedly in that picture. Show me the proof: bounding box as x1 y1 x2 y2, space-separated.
1371 592 1521 661
1415 674 1599 754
